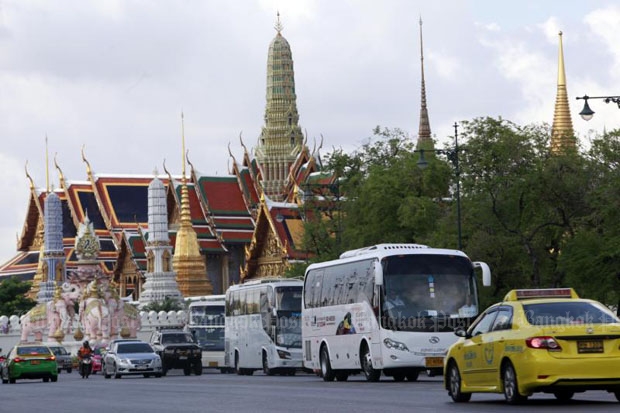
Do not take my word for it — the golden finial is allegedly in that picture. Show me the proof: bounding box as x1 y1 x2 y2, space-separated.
53 153 66 190
275 11 283 34
45 135 50 193
81 145 93 180
186 150 195 179
25 160 35 191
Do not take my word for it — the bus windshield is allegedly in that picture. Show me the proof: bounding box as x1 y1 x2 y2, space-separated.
276 310 302 349
275 286 302 312
190 304 225 326
191 326 225 351
381 254 478 331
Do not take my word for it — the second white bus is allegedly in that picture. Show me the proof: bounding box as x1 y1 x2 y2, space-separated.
302 243 491 382
186 295 229 372
225 278 303 376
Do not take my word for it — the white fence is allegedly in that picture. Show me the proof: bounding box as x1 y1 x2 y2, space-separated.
0 310 187 355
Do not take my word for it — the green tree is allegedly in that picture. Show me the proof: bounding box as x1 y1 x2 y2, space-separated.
0 277 36 316
460 117 592 299
559 130 620 307
142 297 185 312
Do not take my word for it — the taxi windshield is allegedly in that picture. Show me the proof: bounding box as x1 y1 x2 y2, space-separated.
524 301 620 325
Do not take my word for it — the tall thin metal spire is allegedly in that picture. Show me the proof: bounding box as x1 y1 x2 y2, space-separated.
416 17 433 151
550 31 575 154
181 112 186 182
45 135 50 193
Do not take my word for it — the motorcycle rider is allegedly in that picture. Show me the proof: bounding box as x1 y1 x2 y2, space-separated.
78 340 93 378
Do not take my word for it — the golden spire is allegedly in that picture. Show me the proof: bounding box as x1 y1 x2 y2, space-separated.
416 16 433 151
550 31 575 154
275 11 283 34
173 113 212 297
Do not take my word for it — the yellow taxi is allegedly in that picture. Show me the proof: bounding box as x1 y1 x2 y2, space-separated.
444 288 620 404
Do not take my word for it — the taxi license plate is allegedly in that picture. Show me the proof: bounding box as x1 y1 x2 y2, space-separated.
136 365 147 370
425 357 444 368
179 356 187 360
577 340 603 354
208 362 218 367
30 360 40 365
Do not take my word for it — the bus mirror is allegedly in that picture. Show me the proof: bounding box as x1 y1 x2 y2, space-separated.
374 262 383 286
473 261 491 287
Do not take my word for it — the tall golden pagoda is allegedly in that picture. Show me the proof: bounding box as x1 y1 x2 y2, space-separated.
550 31 576 154
416 17 434 151
255 12 304 201
172 114 213 297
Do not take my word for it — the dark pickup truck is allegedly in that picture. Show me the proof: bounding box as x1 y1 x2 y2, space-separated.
149 330 203 376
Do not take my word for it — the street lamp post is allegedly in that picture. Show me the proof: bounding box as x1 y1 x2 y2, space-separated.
576 95 620 121
415 122 462 250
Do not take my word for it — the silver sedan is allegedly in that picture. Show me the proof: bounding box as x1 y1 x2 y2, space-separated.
102 341 163 379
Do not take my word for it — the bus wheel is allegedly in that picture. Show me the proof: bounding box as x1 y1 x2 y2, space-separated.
335 372 348 381
320 346 335 382
361 344 381 382
392 373 405 382
262 352 274 376
235 352 243 376
406 371 419 381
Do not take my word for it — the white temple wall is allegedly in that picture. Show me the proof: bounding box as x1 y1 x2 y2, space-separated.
0 310 187 355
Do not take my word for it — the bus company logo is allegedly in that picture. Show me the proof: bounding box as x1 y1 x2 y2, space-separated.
429 336 440 344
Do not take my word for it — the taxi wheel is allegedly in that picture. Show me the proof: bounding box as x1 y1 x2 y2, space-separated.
447 362 471 403
502 362 527 404
553 391 574 402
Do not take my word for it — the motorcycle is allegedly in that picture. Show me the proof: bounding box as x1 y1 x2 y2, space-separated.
79 354 92 379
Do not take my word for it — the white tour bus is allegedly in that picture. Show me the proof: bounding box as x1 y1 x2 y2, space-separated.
302 243 491 382
186 295 229 372
225 278 303 376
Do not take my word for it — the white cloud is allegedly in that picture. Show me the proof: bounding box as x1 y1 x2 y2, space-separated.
585 5 620 78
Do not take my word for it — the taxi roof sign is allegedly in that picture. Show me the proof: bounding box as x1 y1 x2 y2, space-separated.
503 288 578 301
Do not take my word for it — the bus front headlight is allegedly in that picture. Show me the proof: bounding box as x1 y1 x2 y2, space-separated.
383 338 409 352
277 350 292 359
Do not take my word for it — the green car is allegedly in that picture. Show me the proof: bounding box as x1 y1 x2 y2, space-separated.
1 344 58 384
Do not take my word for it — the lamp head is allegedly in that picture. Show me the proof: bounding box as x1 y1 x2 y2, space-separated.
416 150 429 170
578 96 595 121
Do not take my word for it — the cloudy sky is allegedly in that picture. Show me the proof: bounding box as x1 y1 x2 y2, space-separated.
1 0 619 265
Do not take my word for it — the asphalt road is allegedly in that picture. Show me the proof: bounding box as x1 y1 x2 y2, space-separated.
1 369 618 413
